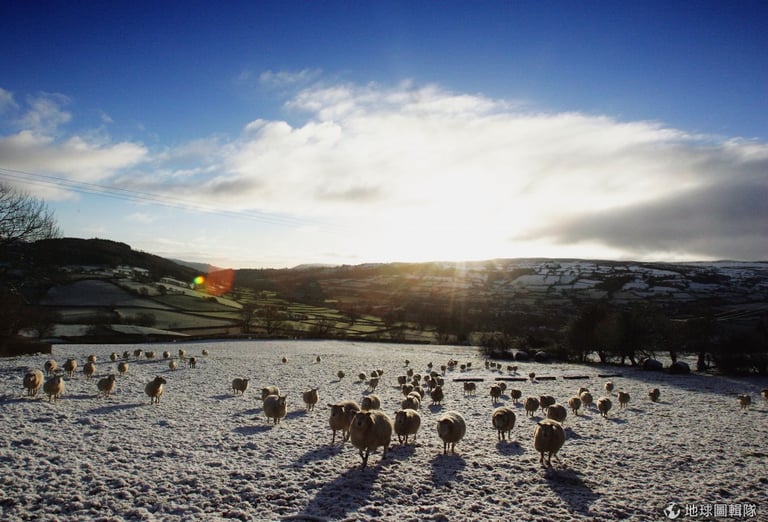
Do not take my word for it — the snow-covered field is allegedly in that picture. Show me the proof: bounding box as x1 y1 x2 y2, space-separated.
1 340 766 521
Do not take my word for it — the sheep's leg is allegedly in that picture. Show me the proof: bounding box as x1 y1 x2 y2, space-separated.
359 448 369 469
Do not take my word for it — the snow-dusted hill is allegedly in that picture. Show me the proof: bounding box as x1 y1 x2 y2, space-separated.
1 340 766 521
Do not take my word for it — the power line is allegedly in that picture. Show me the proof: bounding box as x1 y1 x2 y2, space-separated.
0 166 326 229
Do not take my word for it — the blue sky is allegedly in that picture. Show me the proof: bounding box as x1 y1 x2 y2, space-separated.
1 1 767 268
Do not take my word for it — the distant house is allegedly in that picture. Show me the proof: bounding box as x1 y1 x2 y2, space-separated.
160 276 193 289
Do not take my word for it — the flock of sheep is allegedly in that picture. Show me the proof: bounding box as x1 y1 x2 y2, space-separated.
21 349 767 471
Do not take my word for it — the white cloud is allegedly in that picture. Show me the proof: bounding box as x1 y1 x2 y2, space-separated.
126 212 155 224
18 92 72 135
0 87 18 113
258 68 322 87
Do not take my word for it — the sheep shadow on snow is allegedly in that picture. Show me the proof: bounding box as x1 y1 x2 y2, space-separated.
496 440 525 456
296 443 344 468
430 453 467 486
298 460 383 519
544 467 601 516
88 402 143 415
233 424 271 436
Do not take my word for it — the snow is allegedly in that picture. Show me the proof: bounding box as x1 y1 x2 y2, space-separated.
1 340 766 521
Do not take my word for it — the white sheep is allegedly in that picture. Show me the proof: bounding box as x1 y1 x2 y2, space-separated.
44 359 57 376
110 352 119 362
491 406 516 441
430 385 444 405
263 394 288 424
168 360 178 371
617 391 630 408
567 396 582 415
546 403 567 424
83 361 96 380
302 388 319 412
87 354 97 363
580 391 594 410
261 385 280 400
738 394 752 410
463 382 477 396
23 369 44 397
524 396 540 417
539 395 556 413
533 419 565 466
328 400 361 443
597 397 612 417
349 410 394 468
63 358 77 377
489 384 502 404
394 408 421 444
401 394 420 411
163 351 171 359
134 349 143 359
648 388 661 402
97 375 116 398
232 378 249 395
118 361 129 375
178 349 186 360
202 349 209 356
437 411 466 455
43 375 65 402
145 376 166 404
361 394 381 411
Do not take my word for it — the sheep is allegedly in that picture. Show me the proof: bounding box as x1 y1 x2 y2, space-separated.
361 394 381 411
110 352 119 362
261 386 280 401
394 408 421 444
497 382 507 393
337 370 345 380
202 349 209 357
23 369 44 397
577 387 589 396
404 359 410 366
145 376 166 404
83 361 96 380
328 400 360 443
491 406 516 441
524 396 540 417
436 411 466 455
97 375 117 398
87 354 97 363
397 375 408 386
44 359 57 376
302 388 319 412
761 389 768 401
349 410 394 468
401 383 415 397
43 375 65 402
63 358 77 377
539 395 556 413
145 351 156 359
567 396 582 415
263 394 288 424
529 372 536 381
281 356 288 364
187 356 197 369
617 391 630 408
232 378 249 395
409 387 424 399
580 391 594 410
163 351 171 359
546 403 568 424
462 382 477 396
134 349 143 359
605 381 614 393
401 394 420 411
648 388 661 402
168 360 178 371
738 394 751 410
489 384 502 404
357 372 367 382
367 377 379 392
118 361 129 375
509 388 522 404
533 419 565 466
597 397 612 417
122 350 131 359
316 355 322 363
178 349 186 361
430 385 444 405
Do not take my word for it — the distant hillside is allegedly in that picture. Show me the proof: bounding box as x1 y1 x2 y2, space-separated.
2 238 198 282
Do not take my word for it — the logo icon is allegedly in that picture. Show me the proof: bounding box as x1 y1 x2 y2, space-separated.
664 503 683 520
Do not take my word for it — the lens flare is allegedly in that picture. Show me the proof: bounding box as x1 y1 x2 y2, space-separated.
193 275 205 285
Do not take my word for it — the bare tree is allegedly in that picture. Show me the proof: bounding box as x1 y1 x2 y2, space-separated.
0 182 62 246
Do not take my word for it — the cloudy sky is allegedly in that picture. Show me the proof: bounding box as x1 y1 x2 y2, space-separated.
1 2 767 268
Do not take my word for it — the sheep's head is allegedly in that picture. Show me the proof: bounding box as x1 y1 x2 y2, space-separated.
353 411 373 428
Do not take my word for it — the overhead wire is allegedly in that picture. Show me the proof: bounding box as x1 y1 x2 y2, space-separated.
0 166 328 229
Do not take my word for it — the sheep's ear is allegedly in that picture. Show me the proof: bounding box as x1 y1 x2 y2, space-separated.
537 421 543 426
327 403 334 408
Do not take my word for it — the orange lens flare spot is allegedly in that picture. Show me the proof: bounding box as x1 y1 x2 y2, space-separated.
194 276 205 285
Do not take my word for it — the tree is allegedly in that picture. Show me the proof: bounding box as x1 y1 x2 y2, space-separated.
0 182 62 246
